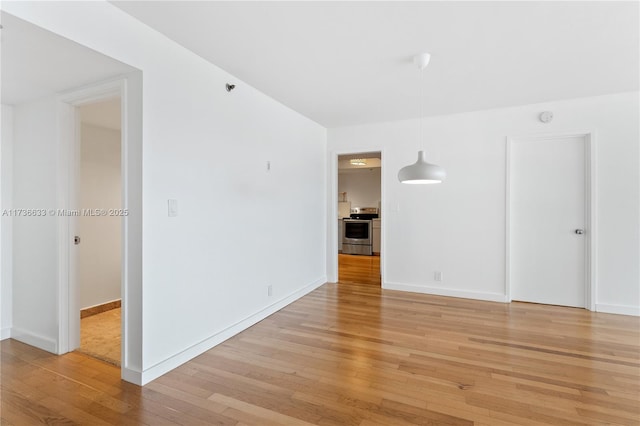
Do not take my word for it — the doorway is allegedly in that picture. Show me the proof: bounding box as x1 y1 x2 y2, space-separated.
507 133 594 308
75 98 122 365
337 152 382 286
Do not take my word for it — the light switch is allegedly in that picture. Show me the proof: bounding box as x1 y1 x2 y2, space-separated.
168 199 178 217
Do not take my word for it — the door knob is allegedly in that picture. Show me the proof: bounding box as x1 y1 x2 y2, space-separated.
575 229 584 235
74 236 81 245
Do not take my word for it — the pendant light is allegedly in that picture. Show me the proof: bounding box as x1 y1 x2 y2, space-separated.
398 52 446 184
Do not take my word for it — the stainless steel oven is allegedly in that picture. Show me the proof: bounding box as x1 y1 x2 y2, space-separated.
342 207 378 255
343 219 373 255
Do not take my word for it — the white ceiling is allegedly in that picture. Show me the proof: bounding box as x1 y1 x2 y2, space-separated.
114 1 639 127
338 152 381 171
0 12 136 106
338 152 381 161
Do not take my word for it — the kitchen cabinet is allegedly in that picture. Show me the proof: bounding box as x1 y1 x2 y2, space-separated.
338 201 351 219
372 218 381 255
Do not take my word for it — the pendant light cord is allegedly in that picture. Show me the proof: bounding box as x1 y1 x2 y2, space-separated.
419 65 424 151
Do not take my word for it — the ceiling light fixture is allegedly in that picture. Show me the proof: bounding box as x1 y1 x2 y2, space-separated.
350 158 367 166
398 52 446 184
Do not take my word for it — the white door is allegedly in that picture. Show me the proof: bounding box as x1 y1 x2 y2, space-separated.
509 135 587 308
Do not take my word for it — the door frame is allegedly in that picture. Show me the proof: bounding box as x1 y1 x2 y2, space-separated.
328 149 385 284
56 75 144 384
506 131 597 310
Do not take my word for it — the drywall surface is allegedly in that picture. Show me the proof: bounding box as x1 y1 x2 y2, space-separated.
329 92 639 315
1 105 14 340
338 168 381 209
4 2 327 383
78 123 121 310
10 97 59 351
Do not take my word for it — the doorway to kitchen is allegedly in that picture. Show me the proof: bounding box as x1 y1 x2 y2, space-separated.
337 152 382 286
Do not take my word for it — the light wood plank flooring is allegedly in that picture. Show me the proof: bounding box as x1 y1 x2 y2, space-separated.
2 281 639 424
338 253 380 286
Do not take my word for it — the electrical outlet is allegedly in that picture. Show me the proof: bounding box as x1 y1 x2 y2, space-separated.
267 285 273 296
434 271 443 281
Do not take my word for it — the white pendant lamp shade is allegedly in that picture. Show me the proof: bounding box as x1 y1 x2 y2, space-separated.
398 150 446 184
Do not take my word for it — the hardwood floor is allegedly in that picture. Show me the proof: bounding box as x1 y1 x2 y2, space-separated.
2 281 639 425
338 253 380 286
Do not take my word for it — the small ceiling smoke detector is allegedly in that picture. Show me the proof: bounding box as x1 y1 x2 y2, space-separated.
539 111 554 123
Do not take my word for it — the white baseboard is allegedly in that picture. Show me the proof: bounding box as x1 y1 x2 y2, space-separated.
383 281 508 303
81 298 121 311
1 327 11 341
121 367 143 386
595 303 640 316
10 327 57 353
138 276 327 386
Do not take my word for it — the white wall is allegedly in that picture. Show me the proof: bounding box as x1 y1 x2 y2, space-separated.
338 168 381 209
10 97 60 352
78 123 121 310
4 2 327 384
328 92 640 315
1 105 14 340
